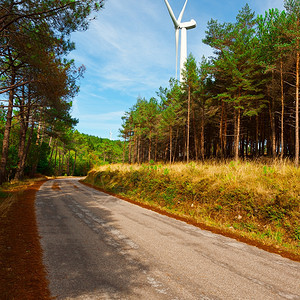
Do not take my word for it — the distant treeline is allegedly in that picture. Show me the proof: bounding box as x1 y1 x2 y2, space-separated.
0 122 124 179
120 2 300 166
43 132 123 177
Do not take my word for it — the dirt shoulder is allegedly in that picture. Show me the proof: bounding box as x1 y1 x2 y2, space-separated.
0 179 51 299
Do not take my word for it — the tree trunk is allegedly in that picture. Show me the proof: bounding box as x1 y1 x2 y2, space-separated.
241 135 245 159
31 112 44 176
0 68 15 184
269 100 276 159
15 86 30 180
122 135 126 163
137 136 140 164
36 119 42 145
187 86 190 163
200 105 205 160
60 151 64 175
49 140 56 166
54 144 58 171
72 151 76 175
148 130 152 162
155 135 158 162
192 111 198 161
224 106 228 158
220 101 224 158
173 127 179 163
295 50 299 167
58 150 61 174
128 134 132 164
133 128 137 164
255 115 259 157
26 119 35 177
169 126 173 164
15 127 27 180
280 59 285 161
234 108 240 161
67 149 70 175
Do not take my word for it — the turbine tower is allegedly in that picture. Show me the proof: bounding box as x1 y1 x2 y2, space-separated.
164 0 196 82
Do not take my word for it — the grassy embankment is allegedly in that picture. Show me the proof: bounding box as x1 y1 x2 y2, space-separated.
84 160 300 259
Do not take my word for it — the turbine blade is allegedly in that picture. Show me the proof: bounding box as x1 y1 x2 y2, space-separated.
164 0 179 28
175 28 179 79
178 0 188 23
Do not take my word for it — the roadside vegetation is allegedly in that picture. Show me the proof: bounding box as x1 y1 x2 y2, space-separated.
84 161 300 258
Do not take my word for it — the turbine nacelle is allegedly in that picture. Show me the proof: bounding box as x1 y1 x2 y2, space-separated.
180 19 197 30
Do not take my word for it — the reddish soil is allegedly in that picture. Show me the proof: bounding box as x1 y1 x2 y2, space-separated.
0 180 52 300
81 181 300 263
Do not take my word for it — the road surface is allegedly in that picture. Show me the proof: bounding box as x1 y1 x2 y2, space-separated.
36 178 300 300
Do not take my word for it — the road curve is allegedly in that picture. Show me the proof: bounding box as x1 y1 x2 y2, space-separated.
36 178 300 300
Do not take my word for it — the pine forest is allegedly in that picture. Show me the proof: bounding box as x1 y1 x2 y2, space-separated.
120 3 300 167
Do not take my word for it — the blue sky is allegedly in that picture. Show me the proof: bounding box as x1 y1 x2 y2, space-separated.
69 0 285 140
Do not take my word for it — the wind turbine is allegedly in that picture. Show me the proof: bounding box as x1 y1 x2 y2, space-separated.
164 0 196 82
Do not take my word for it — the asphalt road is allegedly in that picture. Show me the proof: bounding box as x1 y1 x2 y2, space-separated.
36 178 300 300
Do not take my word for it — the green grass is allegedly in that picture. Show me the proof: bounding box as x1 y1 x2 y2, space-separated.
83 160 300 256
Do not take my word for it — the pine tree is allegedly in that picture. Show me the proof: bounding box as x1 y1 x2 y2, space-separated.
284 0 300 167
159 80 183 163
181 54 199 163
